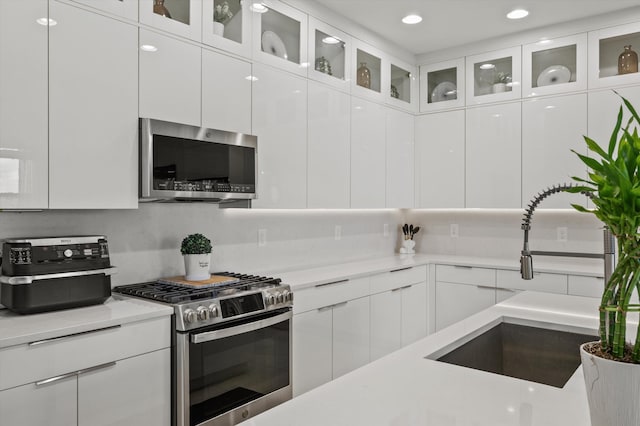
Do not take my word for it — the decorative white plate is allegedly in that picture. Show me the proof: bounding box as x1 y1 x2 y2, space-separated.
261 30 288 60
431 81 457 102
537 65 571 87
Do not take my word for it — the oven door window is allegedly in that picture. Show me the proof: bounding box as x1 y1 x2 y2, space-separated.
189 314 290 425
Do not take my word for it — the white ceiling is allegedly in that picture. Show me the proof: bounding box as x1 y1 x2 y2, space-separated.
311 0 640 55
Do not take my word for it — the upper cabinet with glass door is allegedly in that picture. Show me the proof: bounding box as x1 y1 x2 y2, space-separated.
308 17 351 93
139 0 202 42
352 39 385 102
202 0 251 57
387 57 418 112
252 0 308 77
589 22 640 89
523 34 587 98
420 58 464 112
466 46 521 105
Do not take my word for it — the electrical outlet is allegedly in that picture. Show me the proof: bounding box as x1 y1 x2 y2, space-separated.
383 223 389 237
334 225 342 241
450 224 459 238
557 227 568 242
258 229 267 247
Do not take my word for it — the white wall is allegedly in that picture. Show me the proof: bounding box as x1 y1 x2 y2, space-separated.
0 206 402 286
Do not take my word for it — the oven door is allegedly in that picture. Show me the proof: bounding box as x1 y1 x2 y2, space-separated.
176 309 292 426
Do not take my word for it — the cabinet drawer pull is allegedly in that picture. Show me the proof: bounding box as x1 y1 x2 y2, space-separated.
28 325 121 347
496 287 516 292
35 371 77 387
392 285 413 292
315 279 349 288
476 285 495 290
390 267 412 273
454 265 473 269
78 361 116 376
318 301 348 311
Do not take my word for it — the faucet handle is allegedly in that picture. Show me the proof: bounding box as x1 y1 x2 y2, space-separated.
520 253 534 280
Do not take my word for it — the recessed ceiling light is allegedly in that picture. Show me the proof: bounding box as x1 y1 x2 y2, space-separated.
322 36 341 45
507 9 529 19
479 63 496 70
250 3 268 13
36 17 57 26
402 14 422 25
140 44 158 52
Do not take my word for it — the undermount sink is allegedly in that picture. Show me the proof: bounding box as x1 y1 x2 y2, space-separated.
428 320 597 388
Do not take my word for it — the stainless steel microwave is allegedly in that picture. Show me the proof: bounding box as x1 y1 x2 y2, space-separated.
139 118 257 204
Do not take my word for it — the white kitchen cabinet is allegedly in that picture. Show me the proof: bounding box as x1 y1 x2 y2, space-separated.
352 40 385 103
332 296 370 378
308 17 351 93
435 281 496 331
414 110 465 208
307 82 350 208
568 275 605 298
251 63 307 208
588 21 640 89
386 108 414 208
351 97 386 208
292 307 333 396
370 289 402 360
49 1 138 209
0 0 49 209
202 0 251 58
497 269 568 294
139 0 202 42
420 58 465 112
466 102 521 208
78 348 171 426
139 28 201 127
401 281 427 346
387 57 418 113
0 377 77 426
465 46 522 106
252 0 308 77
202 49 252 134
588 86 640 146
522 94 588 209
70 0 138 20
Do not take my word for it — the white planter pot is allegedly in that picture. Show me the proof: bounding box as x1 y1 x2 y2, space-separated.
492 83 506 93
213 21 224 36
183 253 211 281
581 342 640 426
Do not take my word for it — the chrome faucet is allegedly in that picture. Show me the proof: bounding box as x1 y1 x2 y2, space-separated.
520 184 616 284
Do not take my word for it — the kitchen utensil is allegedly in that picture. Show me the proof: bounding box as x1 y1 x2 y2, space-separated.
412 226 420 239
536 65 571 87
409 224 414 237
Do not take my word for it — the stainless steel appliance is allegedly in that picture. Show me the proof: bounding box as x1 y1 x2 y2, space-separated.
113 273 293 426
139 118 258 204
0 236 116 314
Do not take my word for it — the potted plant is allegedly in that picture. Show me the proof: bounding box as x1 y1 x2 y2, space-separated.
492 71 510 93
213 1 233 36
181 233 212 281
570 95 640 426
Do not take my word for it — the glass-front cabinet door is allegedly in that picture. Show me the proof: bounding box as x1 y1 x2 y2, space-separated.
387 58 417 112
202 0 251 57
420 58 464 112
466 46 521 105
352 39 384 102
139 0 202 41
308 17 350 92
589 22 640 89
523 34 587 97
252 0 308 77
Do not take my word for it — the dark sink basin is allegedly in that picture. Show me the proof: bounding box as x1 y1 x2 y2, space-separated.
431 322 596 388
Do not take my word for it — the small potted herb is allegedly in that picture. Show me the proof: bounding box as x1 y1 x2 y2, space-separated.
492 72 510 93
181 233 212 281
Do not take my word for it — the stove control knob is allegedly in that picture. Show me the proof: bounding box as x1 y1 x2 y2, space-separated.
208 304 219 318
282 290 291 302
63 249 73 258
183 309 196 324
267 294 276 306
197 306 209 321
275 292 284 304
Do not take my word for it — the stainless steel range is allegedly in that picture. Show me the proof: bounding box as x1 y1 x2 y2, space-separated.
113 273 293 426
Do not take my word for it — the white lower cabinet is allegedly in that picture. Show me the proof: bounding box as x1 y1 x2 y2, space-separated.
332 297 371 378
568 275 605 298
435 281 496 331
401 282 428 345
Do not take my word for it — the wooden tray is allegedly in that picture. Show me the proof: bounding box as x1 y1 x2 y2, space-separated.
157 275 239 288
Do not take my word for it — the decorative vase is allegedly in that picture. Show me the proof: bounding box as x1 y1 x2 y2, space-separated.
357 62 371 89
213 21 225 36
399 239 415 254
183 253 211 281
492 83 507 93
581 342 640 426
618 45 638 75
153 0 172 18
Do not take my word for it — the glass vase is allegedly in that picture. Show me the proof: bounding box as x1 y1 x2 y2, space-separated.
618 45 638 75
357 62 371 89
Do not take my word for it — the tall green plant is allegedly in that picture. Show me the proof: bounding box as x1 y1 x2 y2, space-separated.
569 94 640 362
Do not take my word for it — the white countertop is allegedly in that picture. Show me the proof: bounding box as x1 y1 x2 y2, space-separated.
0 295 173 348
247 291 615 426
277 254 603 290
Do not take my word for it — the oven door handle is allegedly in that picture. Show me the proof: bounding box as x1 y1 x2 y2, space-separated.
190 311 292 344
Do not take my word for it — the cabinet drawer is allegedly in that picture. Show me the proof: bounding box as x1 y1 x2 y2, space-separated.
293 277 370 314
497 270 567 294
568 275 605 298
435 265 496 286
370 265 427 294
0 316 170 391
